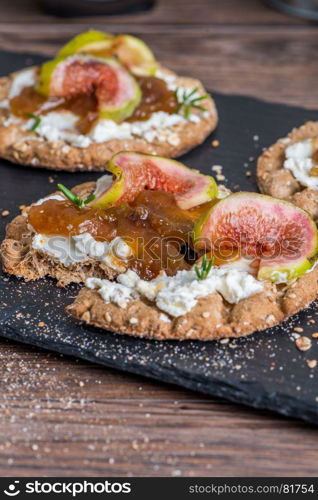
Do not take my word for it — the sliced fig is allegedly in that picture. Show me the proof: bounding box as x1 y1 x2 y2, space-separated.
56 31 158 76
91 152 218 210
112 35 157 76
37 55 141 122
57 30 114 58
194 192 318 283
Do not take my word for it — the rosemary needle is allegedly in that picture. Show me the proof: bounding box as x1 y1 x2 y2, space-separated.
194 255 214 280
57 184 96 209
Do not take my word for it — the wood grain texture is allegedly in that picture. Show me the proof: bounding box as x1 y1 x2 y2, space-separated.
1 0 318 477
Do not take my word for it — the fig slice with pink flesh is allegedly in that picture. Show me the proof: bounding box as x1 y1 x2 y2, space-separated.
37 54 141 122
91 152 218 210
193 192 318 283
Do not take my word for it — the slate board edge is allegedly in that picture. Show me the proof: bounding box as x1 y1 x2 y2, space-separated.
1 322 317 426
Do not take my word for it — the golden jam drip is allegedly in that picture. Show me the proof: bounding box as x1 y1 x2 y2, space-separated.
128 76 178 121
9 76 178 133
29 190 212 280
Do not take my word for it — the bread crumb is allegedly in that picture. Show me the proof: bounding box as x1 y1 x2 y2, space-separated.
293 327 303 333
216 173 225 181
295 336 312 352
211 165 223 174
1 210 9 217
38 321 46 328
211 139 219 147
220 338 229 344
245 171 252 177
307 359 317 369
312 333 318 338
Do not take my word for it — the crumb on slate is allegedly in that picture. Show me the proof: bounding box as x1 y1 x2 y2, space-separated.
307 360 317 369
295 336 312 352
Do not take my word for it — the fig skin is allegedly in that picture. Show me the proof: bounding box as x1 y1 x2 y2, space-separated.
112 35 158 76
57 30 114 59
57 31 158 76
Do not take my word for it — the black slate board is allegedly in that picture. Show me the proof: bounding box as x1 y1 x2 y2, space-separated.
1 50 318 425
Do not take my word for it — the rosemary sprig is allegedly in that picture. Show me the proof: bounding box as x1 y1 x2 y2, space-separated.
57 184 96 209
194 255 214 280
175 87 210 119
25 112 42 132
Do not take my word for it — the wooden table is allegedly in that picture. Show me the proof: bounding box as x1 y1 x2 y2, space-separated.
1 0 318 477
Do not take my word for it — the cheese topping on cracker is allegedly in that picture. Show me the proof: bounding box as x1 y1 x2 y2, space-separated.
284 138 318 190
85 266 263 318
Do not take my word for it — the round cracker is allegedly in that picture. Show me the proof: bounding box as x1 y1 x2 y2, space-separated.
2 182 318 341
0 67 217 172
257 121 318 221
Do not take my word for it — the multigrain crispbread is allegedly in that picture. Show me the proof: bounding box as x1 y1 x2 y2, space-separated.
2 181 318 340
0 68 217 172
66 267 318 341
257 121 318 221
1 183 119 286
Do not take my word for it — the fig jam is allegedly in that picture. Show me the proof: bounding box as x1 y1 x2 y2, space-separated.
128 76 178 121
10 87 98 134
29 190 211 280
9 76 177 133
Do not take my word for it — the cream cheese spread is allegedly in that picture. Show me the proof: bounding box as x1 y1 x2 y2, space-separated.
284 138 318 190
85 266 263 318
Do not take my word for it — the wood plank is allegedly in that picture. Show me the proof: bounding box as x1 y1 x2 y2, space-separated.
0 0 305 26
0 28 317 108
0 340 317 477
